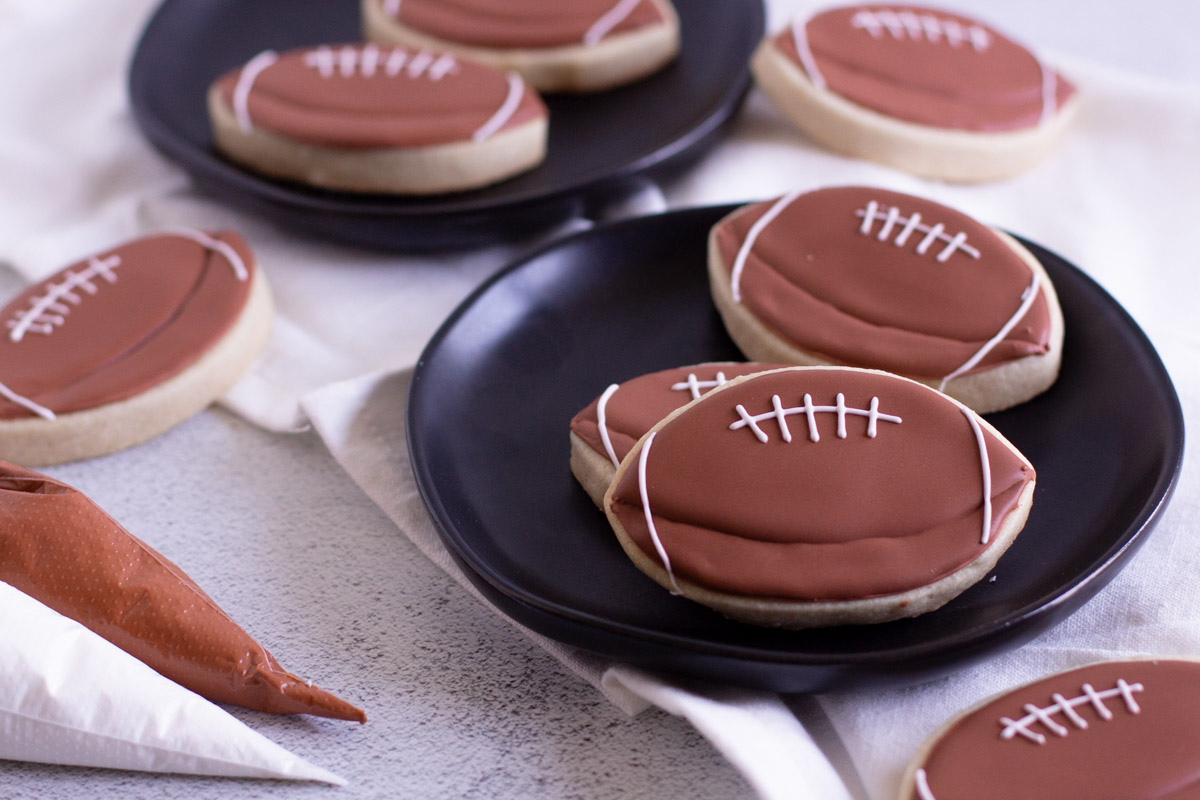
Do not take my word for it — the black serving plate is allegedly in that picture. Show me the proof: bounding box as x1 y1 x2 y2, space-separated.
407 205 1184 693
127 0 762 251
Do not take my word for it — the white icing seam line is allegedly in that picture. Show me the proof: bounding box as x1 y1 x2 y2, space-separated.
233 50 278 132
596 383 621 468
637 431 680 594
790 16 826 90
163 229 250 282
0 379 56 420
731 191 803 303
473 72 525 142
914 768 937 800
939 269 1040 390
383 0 401 18
670 371 728 401
584 0 645 46
960 407 992 544
1038 57 1057 125
999 680 1144 745
729 394 900 443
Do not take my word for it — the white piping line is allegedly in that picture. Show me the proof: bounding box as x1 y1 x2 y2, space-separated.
730 191 804 303
473 72 525 142
960 407 993 545
584 0 645 46
0 379 56 420
596 384 621 468
914 768 937 800
383 0 401 18
939 269 1040 390
790 16 826 90
162 229 250 282
232 50 278 132
1038 57 1057 125
637 431 680 594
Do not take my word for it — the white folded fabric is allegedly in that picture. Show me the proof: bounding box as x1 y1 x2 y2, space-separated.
0 580 343 784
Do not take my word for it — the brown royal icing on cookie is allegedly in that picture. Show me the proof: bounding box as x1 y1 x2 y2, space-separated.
912 660 1200 799
380 0 667 49
608 368 1033 600
713 186 1052 383
773 5 1076 131
0 462 364 722
215 44 545 148
572 363 782 468
0 231 252 421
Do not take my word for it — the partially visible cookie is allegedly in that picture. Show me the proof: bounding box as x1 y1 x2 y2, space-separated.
752 5 1079 181
604 366 1035 628
570 362 780 505
0 230 272 466
901 659 1200 799
209 44 548 194
708 186 1064 414
362 0 681 92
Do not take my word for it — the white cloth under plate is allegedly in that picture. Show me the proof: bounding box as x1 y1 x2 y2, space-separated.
1 0 1199 798
0 581 342 784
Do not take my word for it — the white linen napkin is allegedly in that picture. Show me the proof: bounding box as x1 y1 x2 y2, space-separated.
2 0 1200 797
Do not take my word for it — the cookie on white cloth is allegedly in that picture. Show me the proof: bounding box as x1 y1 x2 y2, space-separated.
604 367 1035 628
708 186 1064 414
752 4 1079 181
570 362 781 506
0 230 272 465
362 0 680 92
901 659 1200 800
209 44 548 194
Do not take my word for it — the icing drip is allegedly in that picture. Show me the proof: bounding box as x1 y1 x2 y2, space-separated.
729 393 901 444
596 383 621 468
670 371 728 401
584 0 648 45
473 72 526 142
232 50 279 132
850 9 991 51
637 431 680 594
999 680 1144 745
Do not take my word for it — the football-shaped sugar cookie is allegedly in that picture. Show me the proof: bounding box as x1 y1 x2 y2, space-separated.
902 659 1200 799
362 0 680 92
604 367 1035 628
570 362 780 505
752 5 1079 181
0 230 272 465
209 44 548 193
708 186 1064 413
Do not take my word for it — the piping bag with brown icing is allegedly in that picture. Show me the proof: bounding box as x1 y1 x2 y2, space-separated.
0 461 365 722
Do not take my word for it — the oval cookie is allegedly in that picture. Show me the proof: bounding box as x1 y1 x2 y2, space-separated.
604 367 1035 627
708 186 1064 413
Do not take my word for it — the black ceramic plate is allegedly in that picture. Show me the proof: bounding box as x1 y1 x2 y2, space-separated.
127 0 762 251
408 205 1184 693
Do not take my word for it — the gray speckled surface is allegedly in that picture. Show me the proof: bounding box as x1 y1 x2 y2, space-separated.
3 410 750 798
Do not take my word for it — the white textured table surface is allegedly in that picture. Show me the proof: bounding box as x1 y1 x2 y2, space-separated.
2 1 1198 798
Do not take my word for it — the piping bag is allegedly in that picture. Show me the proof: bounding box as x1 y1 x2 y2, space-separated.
0 461 365 722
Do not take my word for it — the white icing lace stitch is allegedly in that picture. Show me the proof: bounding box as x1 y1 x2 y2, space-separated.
999 680 1144 745
233 50 278 132
584 0 647 46
671 371 728 401
729 393 901 443
8 255 121 344
304 46 458 81
856 201 981 262
637 431 681 594
596 383 621 468
851 9 991 51
473 72 526 142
